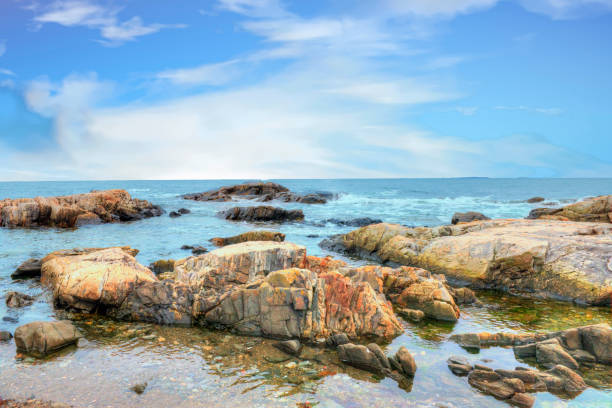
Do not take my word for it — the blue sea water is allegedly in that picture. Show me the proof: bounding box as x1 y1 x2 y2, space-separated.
1 178 612 407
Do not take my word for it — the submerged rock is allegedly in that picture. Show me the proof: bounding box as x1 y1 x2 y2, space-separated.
450 324 612 367
11 258 42 279
5 291 35 308
321 217 383 227
14 321 81 356
526 197 545 203
451 211 490 224
218 206 304 223
528 195 612 223
210 230 285 247
182 182 328 204
273 339 303 356
0 189 163 229
327 220 612 305
181 245 208 255
130 382 148 394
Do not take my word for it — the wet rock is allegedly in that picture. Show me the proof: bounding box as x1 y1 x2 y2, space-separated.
468 369 516 399
451 211 491 224
177 208 191 214
181 245 208 255
169 211 182 218
3 316 18 323
210 230 285 247
321 217 383 227
0 189 162 229
182 182 328 204
0 399 73 408
528 195 612 223
5 291 35 308
11 258 42 279
568 349 596 365
397 308 425 322
273 339 302 356
14 321 81 356
509 393 535 408
526 197 545 203
543 364 587 394
453 324 612 366
393 346 417 377
331 220 612 305
1 330 13 341
130 382 148 394
447 355 473 376
368 343 391 370
452 287 482 306
338 343 385 374
325 333 350 348
536 340 579 370
218 206 304 223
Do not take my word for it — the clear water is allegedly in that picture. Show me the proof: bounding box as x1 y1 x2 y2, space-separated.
1 178 612 407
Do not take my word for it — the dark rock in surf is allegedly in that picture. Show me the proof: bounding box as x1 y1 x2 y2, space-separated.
218 206 304 223
526 197 545 203
182 181 328 204
5 291 35 308
451 211 490 224
12 258 42 279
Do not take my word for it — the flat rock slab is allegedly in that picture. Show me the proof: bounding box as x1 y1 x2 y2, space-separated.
182 181 328 204
328 219 612 305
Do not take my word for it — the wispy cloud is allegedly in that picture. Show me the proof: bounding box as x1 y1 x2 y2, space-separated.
453 106 479 115
0 68 16 76
156 60 243 86
216 0 288 18
495 105 563 115
30 0 186 45
518 0 612 19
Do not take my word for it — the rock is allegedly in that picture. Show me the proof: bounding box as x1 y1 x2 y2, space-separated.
468 369 516 399
447 355 473 376
568 349 596 365
528 195 612 223
337 343 384 374
149 259 175 274
331 220 612 305
177 208 191 214
40 247 158 313
76 337 89 347
0 399 73 408
536 340 579 370
0 189 162 229
130 382 148 394
181 245 208 255
394 347 417 376
169 211 182 218
452 287 482 306
453 324 612 367
11 258 42 279
14 321 81 356
509 393 535 408
325 333 350 348
210 231 286 247
397 308 425 322
3 316 18 323
526 197 545 203
1 330 13 341
182 182 328 204
5 291 35 308
273 339 302 356
321 218 383 227
368 343 391 370
451 211 491 224
218 206 304 223
544 364 587 393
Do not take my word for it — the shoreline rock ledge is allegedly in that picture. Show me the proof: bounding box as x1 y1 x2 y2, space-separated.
321 219 612 305
0 189 163 228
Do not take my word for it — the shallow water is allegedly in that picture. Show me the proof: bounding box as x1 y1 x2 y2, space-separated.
1 179 612 407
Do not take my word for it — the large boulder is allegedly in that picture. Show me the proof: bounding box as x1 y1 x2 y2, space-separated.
182 182 328 204
0 189 163 229
14 321 81 356
40 247 157 312
218 206 304 222
210 230 285 247
327 220 612 305
528 195 612 223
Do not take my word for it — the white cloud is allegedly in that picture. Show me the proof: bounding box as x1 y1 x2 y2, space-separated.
380 0 499 17
0 68 16 76
156 60 242 86
217 0 287 17
31 0 185 44
518 0 612 19
454 106 478 115
495 105 563 115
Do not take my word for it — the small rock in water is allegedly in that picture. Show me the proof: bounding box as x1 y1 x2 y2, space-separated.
3 316 18 323
397 308 425 322
325 333 350 348
11 258 43 279
177 208 191 214
273 340 302 356
0 330 13 341
130 382 148 394
526 196 545 203
5 291 36 308
169 211 181 218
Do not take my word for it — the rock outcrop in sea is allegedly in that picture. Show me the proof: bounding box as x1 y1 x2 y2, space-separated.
218 206 304 222
210 230 285 246
182 181 328 204
0 189 163 228
321 219 612 305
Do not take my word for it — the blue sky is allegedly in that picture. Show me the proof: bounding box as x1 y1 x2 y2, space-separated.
0 0 611 180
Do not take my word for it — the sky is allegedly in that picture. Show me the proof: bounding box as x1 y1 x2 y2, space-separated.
0 0 611 180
